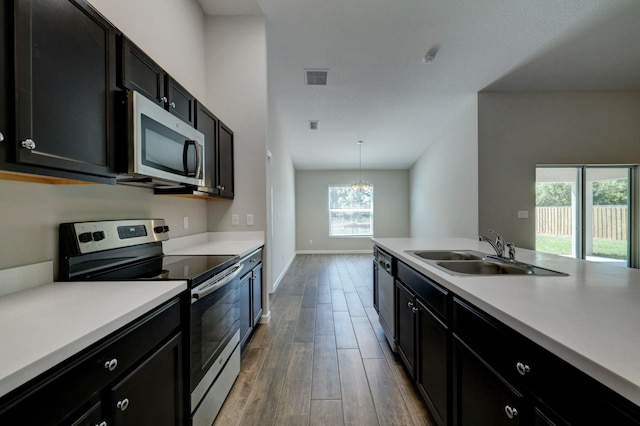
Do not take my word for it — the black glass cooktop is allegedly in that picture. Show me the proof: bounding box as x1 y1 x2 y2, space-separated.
78 254 238 287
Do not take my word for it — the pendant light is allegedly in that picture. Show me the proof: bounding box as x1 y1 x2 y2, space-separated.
351 140 371 191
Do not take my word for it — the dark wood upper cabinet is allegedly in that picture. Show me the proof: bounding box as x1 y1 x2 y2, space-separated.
118 36 165 107
217 121 235 199
194 101 218 192
117 35 195 126
12 0 117 181
166 77 195 126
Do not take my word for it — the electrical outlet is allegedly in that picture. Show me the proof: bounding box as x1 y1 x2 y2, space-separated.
247 214 254 226
183 216 189 229
309 239 313 244
231 214 239 226
517 210 529 219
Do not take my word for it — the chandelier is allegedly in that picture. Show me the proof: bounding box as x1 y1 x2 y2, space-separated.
351 140 371 191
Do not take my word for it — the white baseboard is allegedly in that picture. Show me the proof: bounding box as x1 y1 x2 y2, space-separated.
270 252 296 294
296 249 373 254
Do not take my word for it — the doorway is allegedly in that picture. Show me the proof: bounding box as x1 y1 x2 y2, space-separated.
535 166 633 266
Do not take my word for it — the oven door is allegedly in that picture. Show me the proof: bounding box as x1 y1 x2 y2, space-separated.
131 91 205 186
189 263 243 397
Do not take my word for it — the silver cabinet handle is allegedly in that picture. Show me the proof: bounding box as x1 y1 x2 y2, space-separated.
217 185 225 190
104 358 118 372
95 422 107 426
21 139 36 150
516 362 530 376
407 301 414 308
116 398 129 411
504 405 518 419
170 102 176 108
160 96 168 104
411 307 419 314
0 131 4 142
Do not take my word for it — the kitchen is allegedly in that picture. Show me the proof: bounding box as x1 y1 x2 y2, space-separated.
1 0 640 425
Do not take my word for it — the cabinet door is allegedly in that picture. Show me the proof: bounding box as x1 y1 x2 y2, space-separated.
166 76 195 126
194 101 218 192
396 281 416 378
251 263 263 326
453 335 523 426
118 36 165 106
109 333 183 426
239 271 252 348
217 121 235 199
14 0 116 179
417 299 449 426
70 401 105 426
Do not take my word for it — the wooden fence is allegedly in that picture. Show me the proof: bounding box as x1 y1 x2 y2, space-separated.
536 206 628 240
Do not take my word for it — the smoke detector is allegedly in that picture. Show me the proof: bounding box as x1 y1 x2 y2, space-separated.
309 120 319 130
305 69 328 86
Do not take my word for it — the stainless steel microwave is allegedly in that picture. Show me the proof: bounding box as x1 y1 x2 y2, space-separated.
118 90 205 187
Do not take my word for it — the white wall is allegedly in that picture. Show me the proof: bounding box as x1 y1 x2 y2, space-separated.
410 95 479 239
87 0 207 100
0 180 207 274
478 92 640 249
295 170 410 252
203 16 267 234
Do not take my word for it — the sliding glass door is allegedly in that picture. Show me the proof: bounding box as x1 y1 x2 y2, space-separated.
535 166 632 266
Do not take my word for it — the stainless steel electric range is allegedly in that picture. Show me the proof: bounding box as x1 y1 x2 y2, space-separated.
58 219 243 426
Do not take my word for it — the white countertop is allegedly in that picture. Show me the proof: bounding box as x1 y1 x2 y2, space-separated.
0 280 186 399
373 237 640 407
163 231 264 258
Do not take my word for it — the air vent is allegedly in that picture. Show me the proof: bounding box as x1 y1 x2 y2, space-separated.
305 69 328 86
309 120 319 130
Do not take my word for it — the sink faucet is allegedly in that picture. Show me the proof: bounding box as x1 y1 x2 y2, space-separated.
478 229 505 258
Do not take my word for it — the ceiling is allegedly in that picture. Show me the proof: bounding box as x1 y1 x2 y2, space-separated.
198 0 640 170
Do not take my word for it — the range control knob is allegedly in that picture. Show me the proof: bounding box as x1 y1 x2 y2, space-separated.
78 232 93 243
92 231 105 241
164 225 170 232
153 226 164 234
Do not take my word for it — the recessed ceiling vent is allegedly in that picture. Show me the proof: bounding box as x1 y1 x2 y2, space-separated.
309 120 319 130
305 69 328 86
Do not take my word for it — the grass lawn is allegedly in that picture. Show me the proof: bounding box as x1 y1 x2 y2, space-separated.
535 234 627 260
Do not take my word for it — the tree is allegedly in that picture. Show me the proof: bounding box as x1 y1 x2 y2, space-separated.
592 179 627 205
536 183 571 207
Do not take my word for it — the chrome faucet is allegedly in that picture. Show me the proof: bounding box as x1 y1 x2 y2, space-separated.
478 229 507 259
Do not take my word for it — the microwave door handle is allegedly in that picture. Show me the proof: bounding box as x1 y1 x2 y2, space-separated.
194 139 202 179
183 140 201 177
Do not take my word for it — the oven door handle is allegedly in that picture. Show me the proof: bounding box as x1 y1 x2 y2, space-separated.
191 263 244 303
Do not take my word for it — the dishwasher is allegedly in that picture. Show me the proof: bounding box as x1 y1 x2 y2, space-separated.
376 248 397 352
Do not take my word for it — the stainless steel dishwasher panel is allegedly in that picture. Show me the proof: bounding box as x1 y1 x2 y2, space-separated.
377 249 396 352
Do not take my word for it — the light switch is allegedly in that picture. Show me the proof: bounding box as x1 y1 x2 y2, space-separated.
232 214 239 226
517 210 529 219
247 214 254 226
183 216 189 229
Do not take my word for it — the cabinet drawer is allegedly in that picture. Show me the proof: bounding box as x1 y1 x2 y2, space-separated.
397 261 448 319
0 298 181 425
243 247 263 266
453 297 518 378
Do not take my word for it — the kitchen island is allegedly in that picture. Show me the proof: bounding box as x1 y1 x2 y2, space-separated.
373 237 640 423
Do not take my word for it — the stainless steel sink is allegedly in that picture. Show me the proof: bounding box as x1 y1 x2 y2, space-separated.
408 250 486 261
406 250 567 276
435 260 533 275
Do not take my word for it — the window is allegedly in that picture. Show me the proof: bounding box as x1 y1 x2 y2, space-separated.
535 166 633 266
328 185 373 237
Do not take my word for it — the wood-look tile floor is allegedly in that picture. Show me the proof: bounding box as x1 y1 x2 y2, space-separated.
213 254 435 426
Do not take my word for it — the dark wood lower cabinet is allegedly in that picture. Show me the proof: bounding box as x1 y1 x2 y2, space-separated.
417 299 449 426
240 249 264 351
396 278 449 426
109 333 182 426
0 299 183 426
453 335 523 426
381 249 640 426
